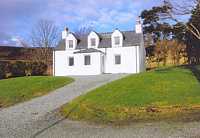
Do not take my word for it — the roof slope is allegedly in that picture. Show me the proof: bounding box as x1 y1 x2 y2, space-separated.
56 31 142 51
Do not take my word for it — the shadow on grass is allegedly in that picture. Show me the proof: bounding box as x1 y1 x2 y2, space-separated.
187 65 200 83
154 65 200 83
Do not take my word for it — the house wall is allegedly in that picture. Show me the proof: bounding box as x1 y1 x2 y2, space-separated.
54 45 146 76
54 51 102 76
99 46 140 74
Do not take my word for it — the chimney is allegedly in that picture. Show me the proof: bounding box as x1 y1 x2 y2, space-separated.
135 17 143 34
62 27 69 39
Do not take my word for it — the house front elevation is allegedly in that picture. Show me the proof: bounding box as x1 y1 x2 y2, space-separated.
53 19 146 76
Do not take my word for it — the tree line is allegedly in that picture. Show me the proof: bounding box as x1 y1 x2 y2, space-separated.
141 0 200 69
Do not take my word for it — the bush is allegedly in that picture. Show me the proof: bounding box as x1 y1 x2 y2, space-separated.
0 62 7 79
0 61 48 79
10 61 26 77
30 62 47 76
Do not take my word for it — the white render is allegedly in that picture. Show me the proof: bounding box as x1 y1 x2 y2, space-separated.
53 21 146 76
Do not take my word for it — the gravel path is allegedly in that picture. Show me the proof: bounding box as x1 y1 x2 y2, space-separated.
0 74 126 138
36 120 200 138
1 74 200 138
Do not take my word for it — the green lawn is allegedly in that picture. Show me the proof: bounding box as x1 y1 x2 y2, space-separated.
61 65 200 124
0 76 74 108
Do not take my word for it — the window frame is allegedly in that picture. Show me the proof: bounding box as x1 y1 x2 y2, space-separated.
68 40 74 48
84 55 91 66
114 36 120 45
68 57 74 66
114 54 121 65
90 38 96 47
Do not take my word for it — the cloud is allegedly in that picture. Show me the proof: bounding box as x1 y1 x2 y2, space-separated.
0 32 21 46
0 0 162 46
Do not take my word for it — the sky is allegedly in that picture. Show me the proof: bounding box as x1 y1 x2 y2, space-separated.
0 0 163 46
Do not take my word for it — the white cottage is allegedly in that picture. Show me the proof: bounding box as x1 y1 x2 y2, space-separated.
53 19 146 76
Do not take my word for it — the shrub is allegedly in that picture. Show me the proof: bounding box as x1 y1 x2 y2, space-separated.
0 62 7 79
30 62 47 76
10 61 26 77
0 61 48 79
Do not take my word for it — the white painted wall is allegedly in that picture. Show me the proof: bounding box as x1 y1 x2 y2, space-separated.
54 45 146 76
54 51 102 76
99 47 139 74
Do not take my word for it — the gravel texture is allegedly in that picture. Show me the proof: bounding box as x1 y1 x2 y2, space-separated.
1 74 200 138
0 74 126 138
36 120 200 138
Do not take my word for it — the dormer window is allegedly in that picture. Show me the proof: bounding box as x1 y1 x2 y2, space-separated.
91 38 96 47
88 32 99 48
112 30 123 48
69 40 74 48
65 33 77 50
114 36 120 45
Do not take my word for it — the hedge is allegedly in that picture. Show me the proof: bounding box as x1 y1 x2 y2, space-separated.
0 62 8 79
0 61 48 79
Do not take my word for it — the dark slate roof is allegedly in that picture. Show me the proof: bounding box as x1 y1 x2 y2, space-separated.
74 48 104 54
55 31 142 51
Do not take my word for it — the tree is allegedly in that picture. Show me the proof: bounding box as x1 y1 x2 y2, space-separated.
172 23 186 42
140 5 173 42
185 3 200 64
154 40 187 66
163 0 200 40
74 26 93 37
30 19 59 64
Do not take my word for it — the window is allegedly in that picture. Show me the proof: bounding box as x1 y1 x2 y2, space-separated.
91 38 96 46
68 57 74 66
69 40 73 48
115 55 121 65
114 36 120 45
84 55 91 65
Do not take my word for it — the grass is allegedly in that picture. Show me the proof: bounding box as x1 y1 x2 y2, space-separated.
0 76 74 108
61 65 200 124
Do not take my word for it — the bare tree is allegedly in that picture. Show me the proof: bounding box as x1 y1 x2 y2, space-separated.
75 26 93 37
163 0 200 39
30 19 59 64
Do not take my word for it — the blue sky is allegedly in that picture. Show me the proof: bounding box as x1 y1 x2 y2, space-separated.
0 0 163 46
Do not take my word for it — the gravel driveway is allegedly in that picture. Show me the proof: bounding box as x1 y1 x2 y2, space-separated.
0 74 126 138
1 74 200 138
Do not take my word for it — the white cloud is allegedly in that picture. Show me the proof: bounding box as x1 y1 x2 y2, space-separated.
0 0 162 45
41 0 141 31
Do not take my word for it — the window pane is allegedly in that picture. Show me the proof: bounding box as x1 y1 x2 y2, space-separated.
69 40 73 48
69 57 74 66
84 55 91 65
115 55 121 65
91 38 96 46
114 37 120 45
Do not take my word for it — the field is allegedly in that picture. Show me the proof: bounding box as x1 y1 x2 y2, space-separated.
61 65 200 124
0 76 73 108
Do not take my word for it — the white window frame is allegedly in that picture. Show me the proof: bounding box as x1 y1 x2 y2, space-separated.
90 38 96 47
84 55 91 66
114 36 120 45
68 57 74 66
111 30 123 48
88 32 99 48
68 40 74 49
114 54 121 65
